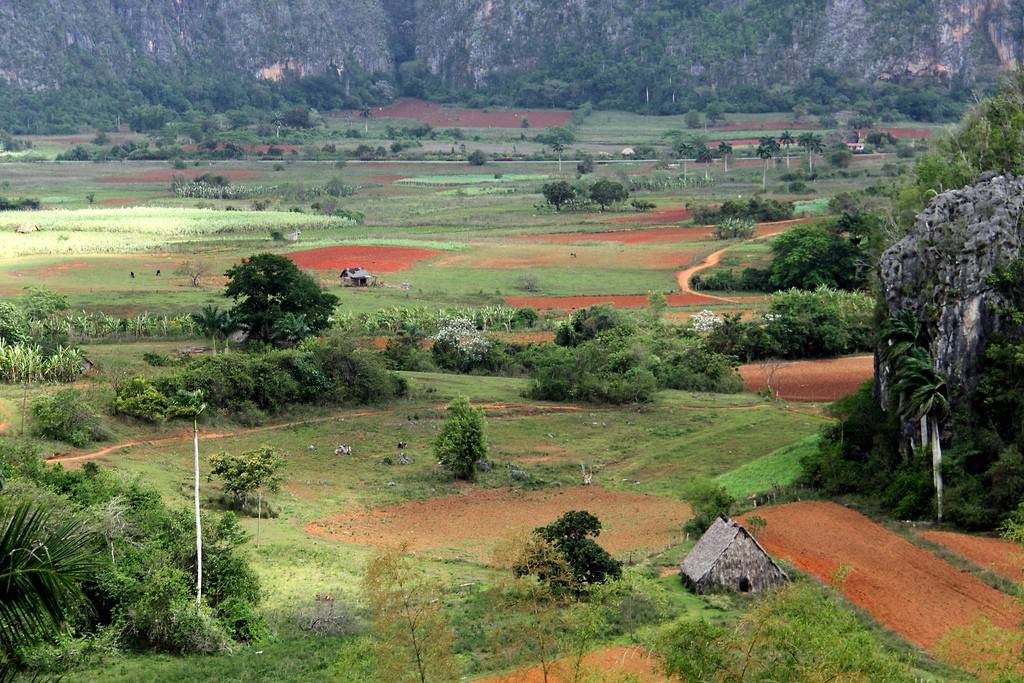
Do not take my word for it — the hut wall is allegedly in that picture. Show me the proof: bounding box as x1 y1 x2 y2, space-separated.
699 535 787 593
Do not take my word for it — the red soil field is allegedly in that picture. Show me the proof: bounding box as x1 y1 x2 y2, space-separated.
738 355 873 402
746 502 1019 656
286 245 441 272
505 292 724 311
98 168 258 184
475 645 664 683
350 98 572 129
525 218 813 245
879 127 932 140
306 486 690 561
919 530 1024 584
607 207 691 224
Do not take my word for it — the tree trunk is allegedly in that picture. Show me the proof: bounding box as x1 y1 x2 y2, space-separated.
919 414 928 449
193 420 203 610
762 161 767 191
257 486 262 547
808 153 814 174
931 417 943 523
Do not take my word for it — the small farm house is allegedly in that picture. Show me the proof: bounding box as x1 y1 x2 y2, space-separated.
680 516 788 594
340 267 373 287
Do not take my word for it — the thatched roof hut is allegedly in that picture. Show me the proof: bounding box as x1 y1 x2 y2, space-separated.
680 515 788 594
15 223 39 234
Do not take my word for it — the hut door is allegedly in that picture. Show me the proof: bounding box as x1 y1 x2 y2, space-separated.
738 577 751 592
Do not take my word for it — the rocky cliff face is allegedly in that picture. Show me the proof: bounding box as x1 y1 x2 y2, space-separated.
878 174 1024 400
1 0 1023 97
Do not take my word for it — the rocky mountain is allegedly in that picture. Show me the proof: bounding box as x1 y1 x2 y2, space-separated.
1 0 1023 123
878 173 1024 401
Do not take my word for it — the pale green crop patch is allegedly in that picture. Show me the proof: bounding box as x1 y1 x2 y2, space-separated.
396 173 549 186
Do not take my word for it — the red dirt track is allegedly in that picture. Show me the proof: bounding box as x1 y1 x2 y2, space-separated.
306 486 690 560
747 502 1019 655
352 98 572 128
919 530 1024 584
474 645 664 682
286 245 441 272
739 355 873 402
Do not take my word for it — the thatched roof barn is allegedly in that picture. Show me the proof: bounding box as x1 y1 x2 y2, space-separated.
340 267 373 287
680 516 788 594
15 223 39 234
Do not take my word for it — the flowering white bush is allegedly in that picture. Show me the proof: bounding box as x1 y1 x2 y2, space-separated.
691 310 723 333
434 317 491 362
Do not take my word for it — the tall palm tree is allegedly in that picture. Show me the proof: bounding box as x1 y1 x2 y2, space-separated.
0 499 100 674
780 130 795 168
755 137 780 191
798 133 824 174
881 310 930 447
893 349 950 522
717 141 733 172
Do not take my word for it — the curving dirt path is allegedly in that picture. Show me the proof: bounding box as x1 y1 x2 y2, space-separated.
676 243 741 303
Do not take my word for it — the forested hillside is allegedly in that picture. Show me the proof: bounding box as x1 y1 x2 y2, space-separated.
1 0 1022 130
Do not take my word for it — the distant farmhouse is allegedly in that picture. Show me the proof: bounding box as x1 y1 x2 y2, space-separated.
680 516 788 594
340 267 373 287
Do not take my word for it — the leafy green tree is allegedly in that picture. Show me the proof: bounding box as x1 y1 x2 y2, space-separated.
209 446 285 545
541 180 576 210
467 149 487 165
515 511 622 594
0 301 28 344
30 389 106 447
21 287 68 322
433 397 488 480
588 179 628 211
768 224 866 291
0 498 100 675
224 253 338 344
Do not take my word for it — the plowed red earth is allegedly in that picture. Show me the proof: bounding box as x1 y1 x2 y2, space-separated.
607 207 691 224
919 530 1024 584
738 355 873 402
475 646 664 683
99 168 258 184
353 98 571 128
286 245 441 272
525 218 813 245
879 127 932 139
306 486 689 560
505 293 724 311
745 502 1019 655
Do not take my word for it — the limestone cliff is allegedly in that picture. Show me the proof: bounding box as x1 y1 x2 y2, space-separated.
878 174 1024 401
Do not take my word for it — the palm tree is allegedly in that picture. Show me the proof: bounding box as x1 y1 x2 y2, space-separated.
755 137 780 191
893 349 950 522
798 133 824 174
0 499 100 673
359 107 372 134
881 310 930 447
191 305 231 354
780 130 795 168
717 141 733 172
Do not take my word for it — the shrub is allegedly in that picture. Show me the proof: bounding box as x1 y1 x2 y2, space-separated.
114 375 171 422
714 217 755 240
434 397 488 480
467 149 487 165
0 301 28 344
30 389 107 447
690 197 794 223
683 479 734 537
